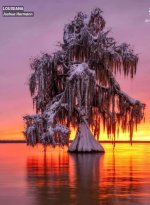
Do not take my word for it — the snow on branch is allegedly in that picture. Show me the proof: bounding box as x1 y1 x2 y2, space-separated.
24 63 96 146
94 68 145 142
65 63 96 117
63 8 138 79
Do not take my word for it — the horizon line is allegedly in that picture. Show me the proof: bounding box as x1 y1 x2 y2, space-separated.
0 140 150 143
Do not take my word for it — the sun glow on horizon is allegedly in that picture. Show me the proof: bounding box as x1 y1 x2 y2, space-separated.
1 121 150 141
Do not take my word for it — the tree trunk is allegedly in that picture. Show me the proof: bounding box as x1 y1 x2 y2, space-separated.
68 121 105 153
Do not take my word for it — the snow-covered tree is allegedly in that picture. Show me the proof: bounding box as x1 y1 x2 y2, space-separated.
23 8 145 152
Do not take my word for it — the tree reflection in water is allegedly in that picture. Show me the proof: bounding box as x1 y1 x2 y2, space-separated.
27 151 103 205
26 145 149 205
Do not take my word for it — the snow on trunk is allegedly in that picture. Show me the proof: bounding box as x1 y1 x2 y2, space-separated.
68 121 105 152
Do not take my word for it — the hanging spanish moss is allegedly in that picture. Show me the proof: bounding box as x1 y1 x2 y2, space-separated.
23 8 145 152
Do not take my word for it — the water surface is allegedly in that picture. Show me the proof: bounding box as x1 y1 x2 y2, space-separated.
0 143 150 205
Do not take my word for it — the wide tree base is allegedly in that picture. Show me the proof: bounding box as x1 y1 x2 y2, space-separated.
68 150 104 153
68 122 105 153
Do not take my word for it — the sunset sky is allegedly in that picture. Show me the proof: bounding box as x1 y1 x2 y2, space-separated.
0 0 150 141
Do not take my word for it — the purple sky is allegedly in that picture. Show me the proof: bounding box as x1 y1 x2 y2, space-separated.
0 0 150 140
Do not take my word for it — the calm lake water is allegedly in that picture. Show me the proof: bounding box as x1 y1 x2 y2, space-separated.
0 143 150 205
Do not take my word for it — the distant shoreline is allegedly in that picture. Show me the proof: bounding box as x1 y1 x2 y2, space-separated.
0 140 150 143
